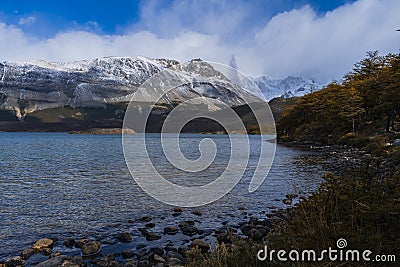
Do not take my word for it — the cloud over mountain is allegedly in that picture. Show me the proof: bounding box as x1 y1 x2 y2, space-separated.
0 0 399 81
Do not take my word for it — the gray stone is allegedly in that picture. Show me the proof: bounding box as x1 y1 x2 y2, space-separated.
21 248 34 260
164 226 179 235
138 216 152 222
143 230 161 241
117 232 133 243
192 210 202 216
166 251 184 260
150 247 164 256
74 238 88 248
35 256 68 267
124 259 137 267
4 256 25 267
190 239 210 253
167 257 182 266
121 250 135 259
63 238 75 247
153 254 166 263
181 226 198 236
81 241 101 255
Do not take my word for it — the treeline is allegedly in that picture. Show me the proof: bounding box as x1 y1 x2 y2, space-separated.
278 51 400 145
186 51 400 267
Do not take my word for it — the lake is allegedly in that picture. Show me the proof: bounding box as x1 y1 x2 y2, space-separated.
0 133 325 259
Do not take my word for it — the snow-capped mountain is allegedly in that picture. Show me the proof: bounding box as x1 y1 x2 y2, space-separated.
0 57 259 120
226 54 324 101
251 75 323 101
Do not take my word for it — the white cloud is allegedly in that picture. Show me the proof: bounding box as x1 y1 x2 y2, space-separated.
240 0 400 80
1 0 399 82
18 16 36 25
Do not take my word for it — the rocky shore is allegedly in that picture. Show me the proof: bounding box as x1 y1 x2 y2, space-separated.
69 128 136 135
0 146 366 267
0 206 286 267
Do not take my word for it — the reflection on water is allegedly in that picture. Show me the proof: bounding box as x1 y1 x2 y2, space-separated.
0 133 324 258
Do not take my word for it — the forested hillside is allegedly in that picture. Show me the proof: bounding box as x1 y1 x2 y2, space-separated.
278 51 400 146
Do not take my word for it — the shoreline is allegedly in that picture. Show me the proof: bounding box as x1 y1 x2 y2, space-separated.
0 145 364 267
0 207 288 267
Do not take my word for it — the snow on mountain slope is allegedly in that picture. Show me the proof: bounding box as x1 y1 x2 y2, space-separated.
0 57 259 120
251 75 323 101
226 54 324 101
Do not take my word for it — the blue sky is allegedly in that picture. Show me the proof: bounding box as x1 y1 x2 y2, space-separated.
0 0 354 37
0 0 398 80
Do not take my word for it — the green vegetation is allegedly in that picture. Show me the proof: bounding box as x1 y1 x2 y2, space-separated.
187 52 400 266
278 51 400 146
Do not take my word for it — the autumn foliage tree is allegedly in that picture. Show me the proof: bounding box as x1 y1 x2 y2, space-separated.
278 51 400 145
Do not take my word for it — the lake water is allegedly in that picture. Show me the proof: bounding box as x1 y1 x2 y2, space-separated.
0 133 326 259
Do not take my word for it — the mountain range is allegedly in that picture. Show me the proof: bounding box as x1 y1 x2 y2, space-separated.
0 56 323 132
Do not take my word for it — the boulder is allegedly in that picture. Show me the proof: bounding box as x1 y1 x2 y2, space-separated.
167 257 182 266
117 232 133 243
4 256 25 267
178 245 189 256
240 223 253 236
192 210 202 216
166 251 184 260
247 229 263 241
124 259 137 267
63 238 75 247
145 223 155 228
74 238 88 248
121 250 135 259
95 255 115 267
164 226 179 235
173 207 184 213
138 216 152 222
181 226 198 236
21 248 34 260
178 221 195 228
190 239 210 253
32 238 54 252
141 229 161 241
81 241 101 256
35 256 68 267
153 254 166 263
150 247 164 256
283 199 292 205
